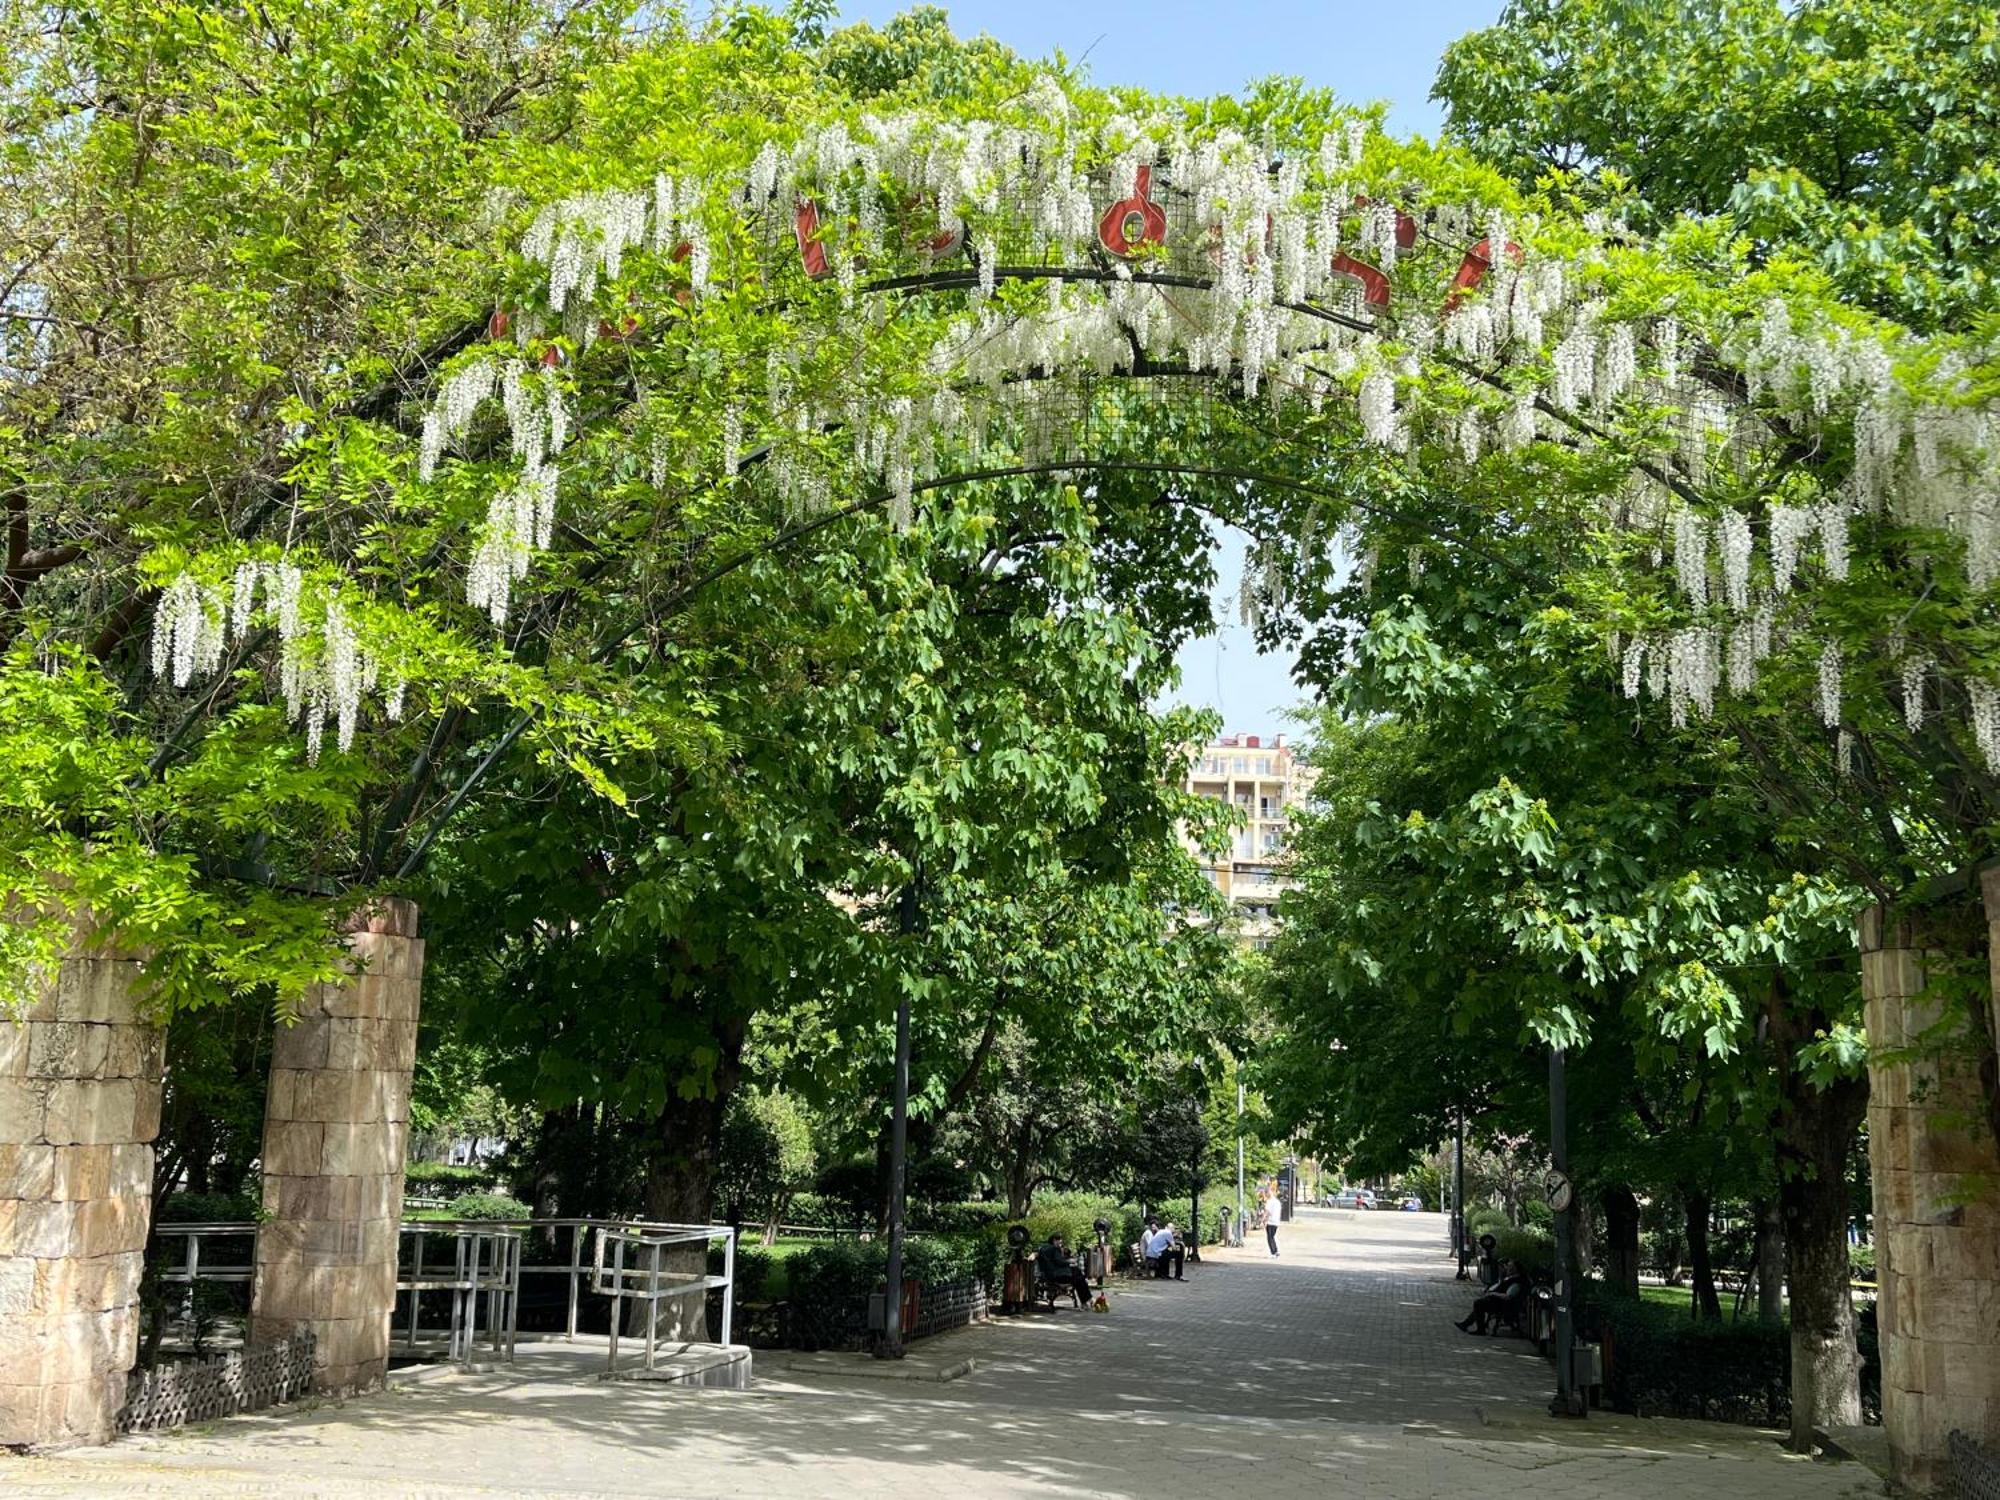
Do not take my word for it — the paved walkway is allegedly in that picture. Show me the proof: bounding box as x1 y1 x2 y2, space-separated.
2 1209 1880 1498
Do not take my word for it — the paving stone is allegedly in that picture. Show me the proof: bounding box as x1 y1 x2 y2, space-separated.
2 1211 1882 1498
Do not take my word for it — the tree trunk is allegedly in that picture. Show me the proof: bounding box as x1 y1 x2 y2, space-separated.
631 1018 744 1342
1572 1194 1596 1276
1603 1185 1641 1297
1005 1114 1036 1219
761 1192 790 1248
1769 973 1869 1451
1683 1189 1722 1320
632 1088 728 1342
1753 1196 1785 1323
1777 1073 1868 1448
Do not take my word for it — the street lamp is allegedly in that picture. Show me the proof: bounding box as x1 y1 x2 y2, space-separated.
875 874 919 1361
1547 1045 1585 1417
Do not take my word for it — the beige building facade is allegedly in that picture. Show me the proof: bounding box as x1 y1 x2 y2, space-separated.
1180 732 1315 949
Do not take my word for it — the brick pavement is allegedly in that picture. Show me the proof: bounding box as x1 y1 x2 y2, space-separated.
0 1208 1883 1498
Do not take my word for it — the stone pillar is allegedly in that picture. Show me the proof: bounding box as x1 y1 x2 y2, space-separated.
249 899 422 1396
0 942 163 1447
1860 898 2000 1495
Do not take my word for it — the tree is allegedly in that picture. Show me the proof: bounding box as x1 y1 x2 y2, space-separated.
1436 0 2000 328
1262 560 1868 1430
716 1089 817 1244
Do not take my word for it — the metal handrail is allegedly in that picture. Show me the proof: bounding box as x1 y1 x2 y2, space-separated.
594 1224 738 1377
145 1216 740 1367
400 1222 522 1362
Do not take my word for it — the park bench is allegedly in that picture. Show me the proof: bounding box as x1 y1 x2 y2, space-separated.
1031 1260 1084 1310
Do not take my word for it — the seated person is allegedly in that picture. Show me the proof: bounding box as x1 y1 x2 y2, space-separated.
1455 1260 1530 1335
1145 1221 1186 1281
1034 1233 1092 1307
1136 1216 1161 1270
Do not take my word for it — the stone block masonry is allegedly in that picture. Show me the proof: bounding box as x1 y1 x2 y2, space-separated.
0 940 163 1448
1860 896 2000 1497
248 899 424 1398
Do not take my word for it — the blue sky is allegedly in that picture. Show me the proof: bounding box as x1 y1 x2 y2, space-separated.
835 0 1508 732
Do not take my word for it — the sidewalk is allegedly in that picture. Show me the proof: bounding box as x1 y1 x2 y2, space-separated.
1 1209 1880 1499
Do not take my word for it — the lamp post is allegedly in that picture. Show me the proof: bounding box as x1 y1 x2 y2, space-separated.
1453 1102 1469 1279
1547 1045 1585 1417
1187 1060 1204 1264
1236 1079 1246 1247
876 876 918 1360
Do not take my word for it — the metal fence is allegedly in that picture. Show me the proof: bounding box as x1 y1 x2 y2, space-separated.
120 1330 315 1432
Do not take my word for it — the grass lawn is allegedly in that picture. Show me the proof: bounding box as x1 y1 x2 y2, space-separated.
1631 1282 1797 1319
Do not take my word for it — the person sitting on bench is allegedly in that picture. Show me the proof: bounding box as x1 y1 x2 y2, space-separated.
1145 1221 1186 1281
1035 1232 1092 1307
1455 1260 1529 1335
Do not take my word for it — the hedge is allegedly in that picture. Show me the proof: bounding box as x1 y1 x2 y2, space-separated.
152 1191 258 1224
403 1161 502 1196
784 1235 994 1351
406 1192 530 1222
1589 1290 1790 1426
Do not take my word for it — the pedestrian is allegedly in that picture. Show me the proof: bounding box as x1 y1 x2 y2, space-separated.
1263 1187 1282 1256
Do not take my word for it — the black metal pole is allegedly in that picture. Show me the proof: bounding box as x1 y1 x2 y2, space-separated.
1190 1170 1201 1265
878 878 917 1359
1548 1046 1582 1417
1454 1102 1469 1279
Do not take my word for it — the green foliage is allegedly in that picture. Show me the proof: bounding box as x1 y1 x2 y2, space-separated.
716 1089 818 1227
783 1233 990 1350
402 1161 501 1197
1493 1227 1556 1279
426 1192 530 1221
152 1192 259 1225
1849 1241 1877 1283
1589 1288 1791 1426
1437 0 2000 327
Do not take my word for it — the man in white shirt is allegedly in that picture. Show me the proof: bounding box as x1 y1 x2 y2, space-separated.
1145 1221 1185 1280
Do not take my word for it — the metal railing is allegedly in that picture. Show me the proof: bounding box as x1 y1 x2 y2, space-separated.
400 1222 522 1362
149 1222 259 1349
595 1224 737 1377
146 1217 740 1369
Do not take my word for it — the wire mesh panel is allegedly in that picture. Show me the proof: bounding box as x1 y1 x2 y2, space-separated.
1953 1431 2000 1500
119 1331 315 1433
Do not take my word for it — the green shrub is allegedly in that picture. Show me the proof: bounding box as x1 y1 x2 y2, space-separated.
913 1200 1009 1235
783 1233 994 1351
440 1192 530 1221
153 1191 258 1224
1467 1207 1510 1239
1520 1198 1554 1230
1849 1242 1876 1282
708 1244 774 1303
403 1161 500 1196
1589 1289 1789 1426
780 1192 867 1231
1494 1227 1555 1278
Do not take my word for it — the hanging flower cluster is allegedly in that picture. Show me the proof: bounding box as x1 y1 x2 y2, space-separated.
151 562 405 762
391 88 1997 765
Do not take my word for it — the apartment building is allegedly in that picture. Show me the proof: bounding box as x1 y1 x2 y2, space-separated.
1180 732 1316 950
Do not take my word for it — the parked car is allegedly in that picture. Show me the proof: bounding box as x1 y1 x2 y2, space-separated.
1330 1187 1375 1210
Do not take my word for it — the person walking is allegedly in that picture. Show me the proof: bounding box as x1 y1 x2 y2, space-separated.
1263 1187 1282 1256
